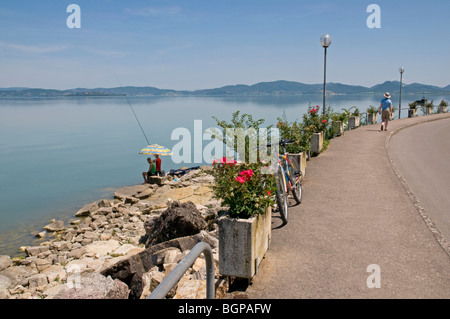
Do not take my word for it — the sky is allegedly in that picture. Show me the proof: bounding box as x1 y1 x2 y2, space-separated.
0 0 449 90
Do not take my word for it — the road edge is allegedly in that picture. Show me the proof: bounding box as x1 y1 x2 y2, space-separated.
384 114 450 258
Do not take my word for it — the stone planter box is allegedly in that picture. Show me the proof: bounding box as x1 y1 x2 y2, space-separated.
408 108 418 118
367 113 378 125
218 207 271 279
332 121 344 137
348 116 360 129
310 131 323 155
426 106 433 115
438 106 447 113
287 151 307 178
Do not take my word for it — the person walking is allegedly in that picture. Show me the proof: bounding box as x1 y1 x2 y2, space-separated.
379 92 393 131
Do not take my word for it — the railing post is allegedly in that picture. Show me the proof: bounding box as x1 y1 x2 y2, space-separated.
147 242 216 299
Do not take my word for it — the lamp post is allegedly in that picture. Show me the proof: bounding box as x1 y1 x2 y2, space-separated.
320 34 332 115
399 67 405 119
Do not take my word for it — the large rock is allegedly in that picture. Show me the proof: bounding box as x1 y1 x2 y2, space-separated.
145 201 208 246
85 240 120 257
25 245 50 257
142 186 195 209
43 220 65 232
148 176 168 186
101 252 146 299
75 201 99 217
114 185 152 201
174 280 207 299
54 273 129 299
0 265 38 288
28 274 48 289
0 274 12 290
101 233 200 299
0 256 11 271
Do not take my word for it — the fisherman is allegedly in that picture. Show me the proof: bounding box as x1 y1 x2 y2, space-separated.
154 154 162 176
142 158 156 184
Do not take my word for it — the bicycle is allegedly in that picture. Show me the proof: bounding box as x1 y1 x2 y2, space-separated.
267 139 303 224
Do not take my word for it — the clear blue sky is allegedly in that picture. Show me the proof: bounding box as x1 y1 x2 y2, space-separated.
0 0 449 90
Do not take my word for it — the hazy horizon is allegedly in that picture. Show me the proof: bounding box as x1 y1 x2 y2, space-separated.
1 80 449 92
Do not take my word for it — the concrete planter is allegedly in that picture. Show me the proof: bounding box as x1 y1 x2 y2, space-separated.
331 121 344 137
438 105 447 113
348 116 360 129
218 207 271 279
310 131 323 155
426 106 433 115
287 151 307 178
408 108 418 118
367 113 378 125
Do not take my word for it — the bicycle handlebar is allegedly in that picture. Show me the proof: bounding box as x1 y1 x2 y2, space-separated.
266 138 295 148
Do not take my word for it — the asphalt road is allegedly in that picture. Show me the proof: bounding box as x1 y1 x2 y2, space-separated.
389 117 450 244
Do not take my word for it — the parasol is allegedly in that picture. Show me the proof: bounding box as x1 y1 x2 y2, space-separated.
139 144 173 156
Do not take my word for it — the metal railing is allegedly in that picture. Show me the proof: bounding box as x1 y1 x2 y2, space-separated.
147 241 216 299
339 106 448 132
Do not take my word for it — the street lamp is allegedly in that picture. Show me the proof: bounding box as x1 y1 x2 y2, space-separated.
320 34 332 115
399 67 405 119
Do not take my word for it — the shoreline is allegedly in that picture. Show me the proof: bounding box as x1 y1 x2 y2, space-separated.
0 189 119 258
0 166 227 299
1 167 215 257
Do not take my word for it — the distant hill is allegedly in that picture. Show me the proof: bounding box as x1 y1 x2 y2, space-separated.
1 80 449 97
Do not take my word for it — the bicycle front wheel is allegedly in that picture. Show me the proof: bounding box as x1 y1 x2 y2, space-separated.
275 167 288 224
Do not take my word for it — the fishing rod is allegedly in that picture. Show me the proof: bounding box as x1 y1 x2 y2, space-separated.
114 73 150 146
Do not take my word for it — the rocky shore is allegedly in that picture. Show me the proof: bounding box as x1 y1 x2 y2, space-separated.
0 167 230 299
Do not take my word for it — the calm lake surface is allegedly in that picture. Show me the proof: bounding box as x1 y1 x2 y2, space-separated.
0 94 445 255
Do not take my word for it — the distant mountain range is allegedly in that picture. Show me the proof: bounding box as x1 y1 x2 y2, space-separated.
1 80 449 97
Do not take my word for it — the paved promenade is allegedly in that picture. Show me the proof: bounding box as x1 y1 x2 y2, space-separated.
246 112 450 299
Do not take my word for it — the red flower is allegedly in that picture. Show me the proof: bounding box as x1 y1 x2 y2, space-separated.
267 191 271 196
236 169 254 183
243 170 254 177
322 120 327 123
235 176 246 184
219 157 237 165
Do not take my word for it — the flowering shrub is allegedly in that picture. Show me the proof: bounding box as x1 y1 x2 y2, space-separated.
210 157 276 219
302 104 329 136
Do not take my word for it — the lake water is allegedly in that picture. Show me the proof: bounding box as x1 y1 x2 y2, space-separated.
0 94 445 255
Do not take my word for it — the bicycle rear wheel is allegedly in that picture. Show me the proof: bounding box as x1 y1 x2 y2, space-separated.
289 168 303 204
275 167 288 224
